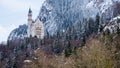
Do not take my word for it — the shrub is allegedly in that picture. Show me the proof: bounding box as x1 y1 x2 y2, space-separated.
73 39 113 68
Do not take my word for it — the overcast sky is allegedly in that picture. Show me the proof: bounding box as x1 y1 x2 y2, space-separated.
0 0 45 43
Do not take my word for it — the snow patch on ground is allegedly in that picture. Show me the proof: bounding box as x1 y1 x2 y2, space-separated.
24 60 32 63
110 15 120 22
86 1 94 8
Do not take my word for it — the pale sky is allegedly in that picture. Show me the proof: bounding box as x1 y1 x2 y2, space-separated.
0 0 45 43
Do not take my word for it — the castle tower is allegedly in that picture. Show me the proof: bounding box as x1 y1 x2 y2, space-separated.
27 8 44 39
27 8 32 37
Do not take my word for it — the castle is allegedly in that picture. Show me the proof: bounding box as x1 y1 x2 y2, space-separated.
27 8 44 39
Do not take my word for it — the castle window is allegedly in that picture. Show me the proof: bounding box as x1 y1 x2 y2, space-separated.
34 36 37 38
36 27 41 30
30 35 32 37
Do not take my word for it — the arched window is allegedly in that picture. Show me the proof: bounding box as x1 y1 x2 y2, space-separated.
34 36 37 38
30 35 32 37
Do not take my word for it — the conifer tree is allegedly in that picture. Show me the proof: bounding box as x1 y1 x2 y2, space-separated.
5 58 11 68
0 52 2 62
53 40 60 53
95 13 100 33
64 40 72 57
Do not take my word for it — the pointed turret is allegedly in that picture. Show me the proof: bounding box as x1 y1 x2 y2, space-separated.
29 8 32 13
27 8 32 37
28 8 32 21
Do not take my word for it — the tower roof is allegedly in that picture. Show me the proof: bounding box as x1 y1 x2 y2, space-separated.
28 8 32 13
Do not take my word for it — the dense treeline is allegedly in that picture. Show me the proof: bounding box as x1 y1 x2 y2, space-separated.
0 14 102 68
23 27 120 68
0 13 120 68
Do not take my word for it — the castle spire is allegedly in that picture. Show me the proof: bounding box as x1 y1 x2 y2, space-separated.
28 7 32 20
28 7 32 13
